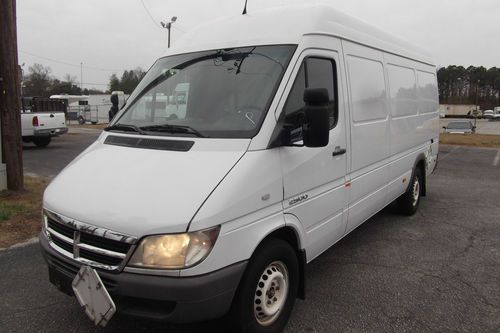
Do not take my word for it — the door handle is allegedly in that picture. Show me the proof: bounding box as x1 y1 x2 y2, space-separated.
332 147 346 156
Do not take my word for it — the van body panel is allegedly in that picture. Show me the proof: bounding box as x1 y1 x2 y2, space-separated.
168 5 434 66
386 145 427 202
289 180 345 261
43 133 250 236
188 149 283 233
183 149 284 275
343 41 390 233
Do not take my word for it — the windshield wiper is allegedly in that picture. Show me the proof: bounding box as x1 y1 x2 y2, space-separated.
104 124 146 135
140 124 206 138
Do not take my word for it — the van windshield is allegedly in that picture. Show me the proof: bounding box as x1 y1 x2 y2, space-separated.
113 45 296 138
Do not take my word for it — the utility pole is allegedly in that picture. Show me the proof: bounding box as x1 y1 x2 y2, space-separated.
161 16 177 48
80 62 83 93
474 80 480 129
0 0 24 190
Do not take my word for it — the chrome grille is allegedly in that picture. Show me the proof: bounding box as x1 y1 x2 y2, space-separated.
43 209 137 271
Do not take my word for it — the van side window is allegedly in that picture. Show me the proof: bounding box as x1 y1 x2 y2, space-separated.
283 57 337 141
347 56 387 122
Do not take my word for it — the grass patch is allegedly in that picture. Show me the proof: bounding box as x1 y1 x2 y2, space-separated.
0 202 27 222
0 176 49 248
440 133 500 148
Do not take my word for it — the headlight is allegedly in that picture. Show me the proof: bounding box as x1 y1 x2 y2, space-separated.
128 226 220 269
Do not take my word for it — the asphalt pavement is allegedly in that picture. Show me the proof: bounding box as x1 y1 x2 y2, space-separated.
23 127 101 178
3 131 500 332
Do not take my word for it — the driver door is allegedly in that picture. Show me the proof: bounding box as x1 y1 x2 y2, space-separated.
278 46 348 261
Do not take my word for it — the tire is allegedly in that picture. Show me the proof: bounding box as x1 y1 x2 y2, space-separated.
397 167 423 216
33 137 51 147
228 239 299 333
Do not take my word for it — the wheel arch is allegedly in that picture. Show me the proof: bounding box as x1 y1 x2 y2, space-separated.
413 153 427 196
250 224 306 300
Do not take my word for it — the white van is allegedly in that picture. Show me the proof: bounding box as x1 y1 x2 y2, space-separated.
40 5 439 332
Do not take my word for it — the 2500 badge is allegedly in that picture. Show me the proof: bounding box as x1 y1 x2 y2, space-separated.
289 194 309 206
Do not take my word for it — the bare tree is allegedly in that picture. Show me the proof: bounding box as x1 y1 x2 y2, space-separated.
23 63 52 96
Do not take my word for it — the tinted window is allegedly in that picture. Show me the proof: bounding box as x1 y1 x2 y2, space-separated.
282 57 337 141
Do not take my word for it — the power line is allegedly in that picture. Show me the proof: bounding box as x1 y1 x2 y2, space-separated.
19 50 125 72
140 0 161 29
172 25 186 33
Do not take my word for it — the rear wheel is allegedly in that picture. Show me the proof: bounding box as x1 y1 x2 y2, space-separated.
397 167 422 215
229 239 299 333
33 137 51 147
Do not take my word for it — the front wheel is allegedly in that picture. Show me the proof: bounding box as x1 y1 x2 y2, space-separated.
397 167 422 215
229 239 299 333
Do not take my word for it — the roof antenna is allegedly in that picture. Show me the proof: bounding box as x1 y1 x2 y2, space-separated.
242 0 248 15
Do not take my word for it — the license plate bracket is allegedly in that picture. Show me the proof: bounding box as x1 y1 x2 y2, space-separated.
48 267 73 296
72 266 116 327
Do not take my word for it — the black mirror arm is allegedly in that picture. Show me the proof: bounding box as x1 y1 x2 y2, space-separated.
281 123 305 147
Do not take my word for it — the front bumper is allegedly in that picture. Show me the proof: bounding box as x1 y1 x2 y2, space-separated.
34 127 68 137
40 233 247 322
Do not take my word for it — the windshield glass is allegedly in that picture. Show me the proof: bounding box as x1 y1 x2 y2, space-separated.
113 45 296 138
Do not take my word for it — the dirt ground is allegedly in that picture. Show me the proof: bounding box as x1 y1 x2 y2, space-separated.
0 177 48 248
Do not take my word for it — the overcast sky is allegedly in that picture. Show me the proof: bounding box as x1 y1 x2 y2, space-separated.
17 0 500 90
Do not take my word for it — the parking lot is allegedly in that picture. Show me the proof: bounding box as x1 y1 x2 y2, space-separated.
22 127 101 178
441 118 500 135
0 131 498 332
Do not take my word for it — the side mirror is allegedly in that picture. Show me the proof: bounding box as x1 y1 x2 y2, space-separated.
302 88 330 147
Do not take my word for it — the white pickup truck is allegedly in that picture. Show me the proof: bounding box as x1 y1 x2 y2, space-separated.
21 98 68 147
492 107 500 121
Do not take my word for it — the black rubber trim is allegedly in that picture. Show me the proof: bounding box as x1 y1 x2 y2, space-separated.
104 135 194 152
298 248 306 300
412 153 427 196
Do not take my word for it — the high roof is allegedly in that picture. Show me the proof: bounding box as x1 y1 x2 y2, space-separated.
166 4 434 66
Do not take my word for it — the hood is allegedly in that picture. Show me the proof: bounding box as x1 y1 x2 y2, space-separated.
44 133 249 237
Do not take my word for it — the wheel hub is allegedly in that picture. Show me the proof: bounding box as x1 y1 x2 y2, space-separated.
412 178 420 206
254 261 289 326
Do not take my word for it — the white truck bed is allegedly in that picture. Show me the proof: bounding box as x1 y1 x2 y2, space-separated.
21 111 68 147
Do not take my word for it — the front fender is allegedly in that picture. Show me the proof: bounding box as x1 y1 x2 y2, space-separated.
181 206 286 276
